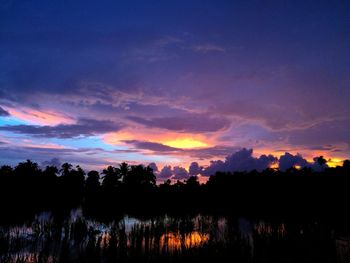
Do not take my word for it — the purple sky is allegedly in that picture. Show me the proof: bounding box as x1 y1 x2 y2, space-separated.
0 1 349 177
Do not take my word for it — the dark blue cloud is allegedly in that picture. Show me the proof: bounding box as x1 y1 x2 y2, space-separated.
41 158 61 168
122 140 177 152
0 118 121 138
278 152 308 171
202 148 277 176
189 162 202 176
148 162 158 172
309 157 328 172
127 114 230 133
173 166 189 180
121 139 239 159
0 107 9 116
0 144 116 168
158 165 173 179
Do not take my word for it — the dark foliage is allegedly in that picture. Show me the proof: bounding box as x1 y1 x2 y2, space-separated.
0 159 350 222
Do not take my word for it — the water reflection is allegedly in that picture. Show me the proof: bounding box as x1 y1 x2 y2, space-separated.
159 231 209 252
337 237 350 263
0 209 349 262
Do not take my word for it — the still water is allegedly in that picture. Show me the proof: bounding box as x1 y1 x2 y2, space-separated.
0 208 349 262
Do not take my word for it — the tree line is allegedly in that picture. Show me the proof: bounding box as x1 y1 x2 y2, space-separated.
0 159 350 221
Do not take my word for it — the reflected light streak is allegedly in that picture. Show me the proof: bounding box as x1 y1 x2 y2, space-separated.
160 231 209 251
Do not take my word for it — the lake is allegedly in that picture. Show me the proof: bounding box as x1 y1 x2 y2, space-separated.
0 208 350 262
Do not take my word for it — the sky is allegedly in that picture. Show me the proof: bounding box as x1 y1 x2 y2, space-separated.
0 0 350 179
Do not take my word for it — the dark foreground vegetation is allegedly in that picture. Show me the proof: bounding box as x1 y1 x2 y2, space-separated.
1 159 350 262
1 159 350 221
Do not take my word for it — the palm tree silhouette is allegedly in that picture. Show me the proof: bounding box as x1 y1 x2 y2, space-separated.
102 166 121 189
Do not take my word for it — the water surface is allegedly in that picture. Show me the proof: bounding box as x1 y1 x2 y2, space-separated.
0 209 349 262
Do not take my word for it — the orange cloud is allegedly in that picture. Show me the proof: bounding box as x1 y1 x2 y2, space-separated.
102 130 214 170
103 129 212 150
163 138 207 149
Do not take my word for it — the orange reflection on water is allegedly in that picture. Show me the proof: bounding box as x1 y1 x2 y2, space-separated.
100 231 111 248
255 222 286 237
160 231 209 251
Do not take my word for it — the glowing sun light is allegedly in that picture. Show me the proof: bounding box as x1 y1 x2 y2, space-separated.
163 138 207 149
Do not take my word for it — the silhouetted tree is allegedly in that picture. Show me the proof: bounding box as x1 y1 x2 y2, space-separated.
343 160 350 170
315 156 327 166
123 165 156 188
119 162 129 179
159 179 172 192
42 165 58 179
0 165 13 178
173 180 185 191
186 176 200 188
2 157 350 220
285 166 299 175
60 162 73 177
164 179 171 186
86 170 100 191
70 165 86 190
74 165 86 177
102 166 121 189
14 160 40 177
59 163 85 205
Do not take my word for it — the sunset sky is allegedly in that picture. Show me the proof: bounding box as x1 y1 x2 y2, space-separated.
0 1 349 177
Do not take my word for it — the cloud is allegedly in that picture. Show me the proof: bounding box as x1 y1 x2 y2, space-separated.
127 114 230 133
154 36 183 47
189 162 202 176
192 44 226 53
185 145 240 159
173 166 189 180
148 162 158 172
41 158 61 168
156 164 191 181
0 0 349 166
202 148 277 176
0 107 10 116
5 106 73 126
158 165 173 179
0 144 120 169
278 152 330 172
123 140 178 152
308 156 328 172
0 118 122 138
278 152 308 171
122 139 240 160
280 119 350 147
128 46 176 63
212 101 306 131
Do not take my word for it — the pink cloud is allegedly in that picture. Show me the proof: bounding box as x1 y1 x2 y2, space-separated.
4 106 74 126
